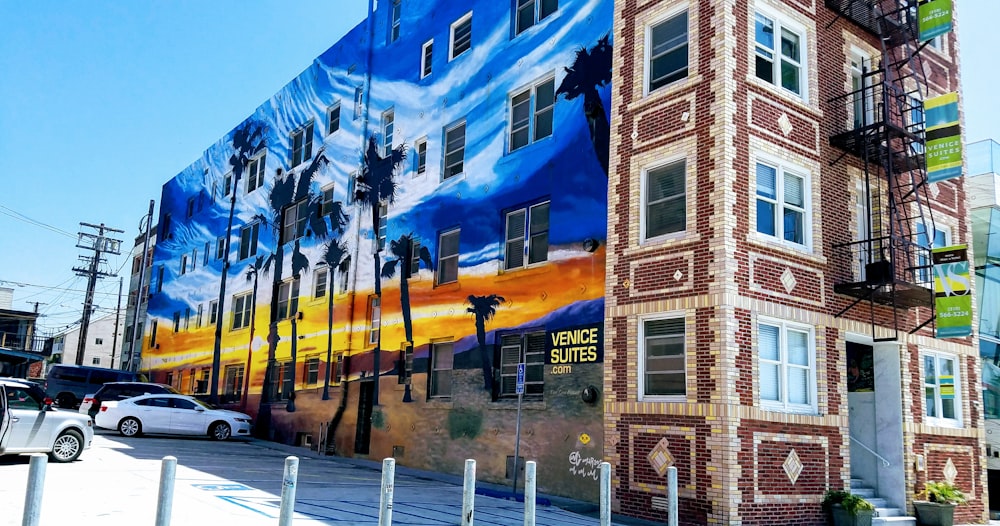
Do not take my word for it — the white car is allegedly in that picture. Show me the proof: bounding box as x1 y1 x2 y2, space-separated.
94 394 252 441
0 378 94 462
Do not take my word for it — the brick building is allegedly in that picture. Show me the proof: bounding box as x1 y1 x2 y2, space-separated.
604 0 985 524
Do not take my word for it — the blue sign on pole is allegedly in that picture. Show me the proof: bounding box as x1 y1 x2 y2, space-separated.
516 363 525 395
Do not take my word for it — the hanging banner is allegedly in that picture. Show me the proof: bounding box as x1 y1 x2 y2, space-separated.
924 92 962 183
918 0 953 42
934 245 972 338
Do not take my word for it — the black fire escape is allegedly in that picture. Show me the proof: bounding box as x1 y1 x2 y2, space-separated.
826 0 936 341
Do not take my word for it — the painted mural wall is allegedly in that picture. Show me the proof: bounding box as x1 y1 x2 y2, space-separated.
143 0 612 500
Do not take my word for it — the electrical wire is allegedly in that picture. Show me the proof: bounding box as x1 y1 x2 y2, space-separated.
0 204 76 239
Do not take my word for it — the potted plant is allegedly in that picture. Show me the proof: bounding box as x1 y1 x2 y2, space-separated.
913 481 967 526
823 490 876 526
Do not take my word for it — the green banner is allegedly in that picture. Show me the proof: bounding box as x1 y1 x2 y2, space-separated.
924 92 962 183
919 0 953 41
934 245 971 338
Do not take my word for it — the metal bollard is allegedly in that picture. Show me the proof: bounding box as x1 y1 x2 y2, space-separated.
378 457 396 526
155 456 177 526
278 456 299 526
22 453 47 526
667 466 677 526
523 461 536 526
461 459 476 526
600 462 611 526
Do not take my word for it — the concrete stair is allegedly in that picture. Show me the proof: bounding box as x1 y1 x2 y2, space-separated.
851 478 915 526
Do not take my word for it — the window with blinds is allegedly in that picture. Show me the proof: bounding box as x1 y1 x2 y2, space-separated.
641 316 685 397
644 160 686 240
755 160 808 247
758 320 814 413
497 332 545 400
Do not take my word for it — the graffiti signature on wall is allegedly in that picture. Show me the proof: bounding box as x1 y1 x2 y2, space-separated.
568 450 602 480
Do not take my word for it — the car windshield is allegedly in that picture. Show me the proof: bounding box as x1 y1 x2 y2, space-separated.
191 398 215 410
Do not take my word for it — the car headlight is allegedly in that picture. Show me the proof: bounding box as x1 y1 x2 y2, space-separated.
234 418 252 423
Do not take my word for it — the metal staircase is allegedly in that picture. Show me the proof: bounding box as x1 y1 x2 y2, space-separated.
826 0 937 341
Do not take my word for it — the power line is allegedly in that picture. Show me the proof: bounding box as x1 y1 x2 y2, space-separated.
0 279 120 296
0 204 76 238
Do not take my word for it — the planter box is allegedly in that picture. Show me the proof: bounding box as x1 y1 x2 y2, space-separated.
913 501 957 526
831 504 874 526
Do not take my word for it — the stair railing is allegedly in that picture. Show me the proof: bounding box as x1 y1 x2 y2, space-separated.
850 435 890 467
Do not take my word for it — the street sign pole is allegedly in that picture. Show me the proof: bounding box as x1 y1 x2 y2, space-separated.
512 362 525 497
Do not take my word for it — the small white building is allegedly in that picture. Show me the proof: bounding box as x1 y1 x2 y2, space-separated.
53 312 124 369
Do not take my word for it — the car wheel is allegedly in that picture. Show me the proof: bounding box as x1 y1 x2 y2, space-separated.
118 417 142 437
50 430 84 463
56 393 77 409
209 422 231 441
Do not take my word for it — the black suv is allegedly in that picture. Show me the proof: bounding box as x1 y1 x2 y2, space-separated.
79 382 179 419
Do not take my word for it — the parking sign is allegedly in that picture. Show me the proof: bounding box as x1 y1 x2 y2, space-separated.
516 363 525 395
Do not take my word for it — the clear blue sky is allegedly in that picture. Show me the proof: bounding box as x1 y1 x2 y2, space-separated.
0 1 996 334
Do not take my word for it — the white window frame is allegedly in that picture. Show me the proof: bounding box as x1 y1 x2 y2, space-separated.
305 357 321 385
414 137 428 176
232 292 253 330
389 0 401 43
277 277 301 320
327 102 341 135
849 48 874 129
644 7 689 95
239 222 260 260
368 295 381 345
753 6 808 102
209 300 218 325
515 0 558 35
922 350 962 427
320 183 336 216
916 221 950 283
429 341 454 399
421 40 433 79
640 157 687 242
282 199 310 244
382 108 395 156
508 75 555 153
757 317 816 414
638 312 687 401
504 201 549 270
437 229 460 285
339 257 351 294
753 155 811 250
449 12 472 61
377 201 388 252
314 266 329 299
353 86 363 120
443 120 466 180
180 254 188 276
246 152 266 193
290 121 315 167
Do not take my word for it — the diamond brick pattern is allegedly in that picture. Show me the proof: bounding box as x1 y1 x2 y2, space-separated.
648 437 675 477
783 448 803 484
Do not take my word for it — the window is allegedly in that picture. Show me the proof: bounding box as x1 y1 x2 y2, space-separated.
239 222 260 260
414 138 427 175
382 109 395 156
186 198 195 218
232 292 253 330
497 332 545 399
246 153 266 193
334 353 344 383
315 267 329 298
223 172 233 197
437 229 460 284
509 77 555 152
754 10 805 99
409 238 422 278
156 265 164 292
327 103 341 135
758 319 815 413
850 51 874 129
92 357 101 365
203 242 210 266
353 86 363 120
95 338 104 345
277 277 301 320
223 364 244 402
173 312 181 332
444 121 466 179
504 201 549 269
184 307 191 331
450 13 472 60
916 222 949 283
339 257 351 294
290 121 314 167
216 237 226 260
197 303 203 328
270 361 294 401
516 0 557 35
305 357 320 385
149 320 158 348
927 34 944 51
643 159 686 239
190 249 197 271
429 342 454 398
647 10 689 92
180 254 188 276
421 40 433 78
377 201 388 251
908 95 925 154
320 184 336 216
755 160 808 247
399 342 414 384
209 300 218 325
389 0 401 42
923 351 961 426
197 368 210 394
281 199 310 244
368 295 381 345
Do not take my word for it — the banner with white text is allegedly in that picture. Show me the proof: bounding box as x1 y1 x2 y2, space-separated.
934 245 972 338
924 92 962 183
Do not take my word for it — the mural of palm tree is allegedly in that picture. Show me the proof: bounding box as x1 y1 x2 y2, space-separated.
210 121 266 405
355 135 406 406
240 254 265 410
319 228 349 401
556 34 612 177
381 233 432 402
466 294 505 391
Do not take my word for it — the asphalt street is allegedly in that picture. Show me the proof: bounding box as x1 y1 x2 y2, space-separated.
0 430 625 526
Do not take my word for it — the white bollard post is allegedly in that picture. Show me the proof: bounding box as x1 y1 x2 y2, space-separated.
667 466 678 526
461 459 476 526
378 458 396 526
154 456 177 526
278 456 299 526
22 453 47 526
523 461 536 526
600 462 611 526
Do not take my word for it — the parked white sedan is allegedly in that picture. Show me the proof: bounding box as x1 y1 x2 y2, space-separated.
1 378 94 462
94 394 252 441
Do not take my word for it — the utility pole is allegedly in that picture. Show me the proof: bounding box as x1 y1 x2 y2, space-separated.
126 200 155 372
111 276 123 368
27 302 45 313
73 222 123 366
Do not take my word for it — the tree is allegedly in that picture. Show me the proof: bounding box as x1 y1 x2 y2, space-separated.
210 121 266 404
556 34 613 177
240 254 265 410
466 294 505 391
381 233 432 402
354 135 406 406
320 230 349 401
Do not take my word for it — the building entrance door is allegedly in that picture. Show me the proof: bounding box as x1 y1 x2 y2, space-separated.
354 379 374 455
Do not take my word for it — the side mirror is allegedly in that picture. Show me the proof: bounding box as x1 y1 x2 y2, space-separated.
194 406 205 412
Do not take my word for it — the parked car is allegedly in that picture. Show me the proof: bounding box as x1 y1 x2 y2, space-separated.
94 394 252 441
0 378 94 462
44 364 146 409
79 382 180 419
